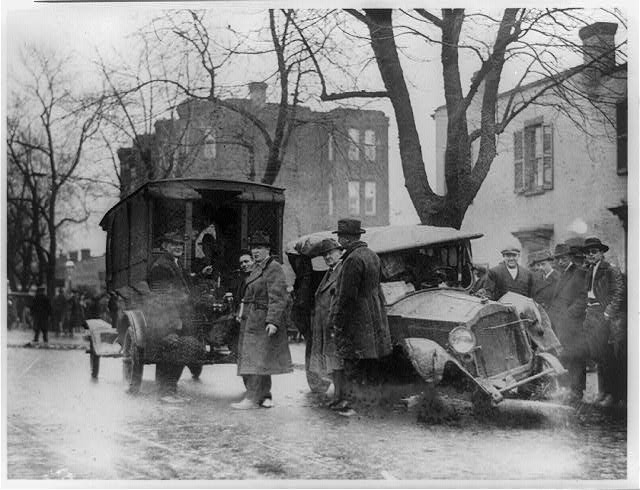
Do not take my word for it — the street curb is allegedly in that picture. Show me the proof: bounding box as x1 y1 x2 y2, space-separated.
7 342 86 351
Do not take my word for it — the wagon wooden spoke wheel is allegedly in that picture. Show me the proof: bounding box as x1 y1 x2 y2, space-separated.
122 326 143 394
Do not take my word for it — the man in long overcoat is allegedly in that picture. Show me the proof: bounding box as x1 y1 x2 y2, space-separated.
233 231 292 409
483 244 535 300
547 243 588 402
530 250 560 311
582 236 625 407
330 218 392 405
308 238 345 405
32 286 52 343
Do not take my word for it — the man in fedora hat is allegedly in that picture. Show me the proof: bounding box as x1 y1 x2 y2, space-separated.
233 231 292 409
530 250 559 310
149 230 190 293
308 238 347 408
582 236 625 407
547 243 588 403
483 243 535 300
330 219 392 415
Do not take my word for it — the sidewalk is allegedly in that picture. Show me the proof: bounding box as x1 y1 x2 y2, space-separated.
4 327 307 365
4 327 87 350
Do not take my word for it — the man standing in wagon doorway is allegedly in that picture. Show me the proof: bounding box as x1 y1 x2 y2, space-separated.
330 218 392 415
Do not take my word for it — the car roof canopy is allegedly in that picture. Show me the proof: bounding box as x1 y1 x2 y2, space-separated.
287 224 483 257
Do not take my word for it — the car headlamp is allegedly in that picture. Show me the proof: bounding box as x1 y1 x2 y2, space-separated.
448 326 476 354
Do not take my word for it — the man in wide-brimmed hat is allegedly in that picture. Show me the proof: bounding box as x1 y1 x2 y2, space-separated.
483 243 535 300
547 242 589 403
581 236 625 407
232 231 292 409
330 219 392 416
530 250 559 310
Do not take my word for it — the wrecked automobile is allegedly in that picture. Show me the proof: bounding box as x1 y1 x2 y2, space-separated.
287 225 566 410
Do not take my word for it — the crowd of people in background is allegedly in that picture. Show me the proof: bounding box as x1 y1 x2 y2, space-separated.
475 236 626 408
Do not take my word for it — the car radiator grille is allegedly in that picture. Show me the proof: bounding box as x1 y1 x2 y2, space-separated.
473 312 531 377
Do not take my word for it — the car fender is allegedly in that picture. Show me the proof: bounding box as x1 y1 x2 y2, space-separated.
535 351 567 376
401 337 503 403
123 309 148 350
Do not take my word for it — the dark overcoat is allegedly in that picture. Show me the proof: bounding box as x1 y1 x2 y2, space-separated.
237 256 293 375
547 263 588 359
331 242 392 360
148 252 190 293
31 293 52 327
532 269 560 310
485 263 535 300
309 261 343 376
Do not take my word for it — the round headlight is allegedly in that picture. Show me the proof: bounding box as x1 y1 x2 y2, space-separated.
448 326 476 354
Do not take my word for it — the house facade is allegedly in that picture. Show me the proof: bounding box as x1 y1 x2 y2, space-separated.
433 22 627 270
118 83 390 252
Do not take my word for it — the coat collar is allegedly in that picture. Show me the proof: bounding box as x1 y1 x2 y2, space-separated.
316 261 342 294
343 240 367 258
246 256 274 285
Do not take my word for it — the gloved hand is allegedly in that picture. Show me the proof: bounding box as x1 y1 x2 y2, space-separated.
265 323 278 336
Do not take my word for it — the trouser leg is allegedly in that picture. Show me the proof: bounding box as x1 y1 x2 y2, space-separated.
332 369 345 400
245 375 272 403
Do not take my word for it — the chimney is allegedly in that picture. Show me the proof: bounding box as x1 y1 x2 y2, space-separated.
579 22 618 84
69 250 78 262
248 82 267 108
81 249 91 261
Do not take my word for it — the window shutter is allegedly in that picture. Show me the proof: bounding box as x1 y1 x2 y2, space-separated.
542 124 553 190
513 130 524 193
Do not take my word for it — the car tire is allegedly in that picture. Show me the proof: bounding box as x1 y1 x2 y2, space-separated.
89 339 100 379
188 364 203 380
526 356 560 401
306 367 330 393
122 326 143 394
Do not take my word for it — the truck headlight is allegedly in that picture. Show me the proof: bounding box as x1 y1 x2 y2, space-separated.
448 326 476 354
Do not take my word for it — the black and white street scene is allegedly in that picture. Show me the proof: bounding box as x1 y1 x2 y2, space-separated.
3 1 637 486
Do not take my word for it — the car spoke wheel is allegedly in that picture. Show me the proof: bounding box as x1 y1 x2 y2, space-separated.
89 339 100 379
306 367 331 393
122 327 143 394
527 357 560 401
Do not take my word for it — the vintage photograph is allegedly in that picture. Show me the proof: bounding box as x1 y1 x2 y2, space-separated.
2 0 637 485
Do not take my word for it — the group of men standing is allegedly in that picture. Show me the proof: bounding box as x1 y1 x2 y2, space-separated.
479 236 626 407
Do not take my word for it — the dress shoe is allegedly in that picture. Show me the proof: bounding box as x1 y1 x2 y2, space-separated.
260 399 273 408
231 398 259 410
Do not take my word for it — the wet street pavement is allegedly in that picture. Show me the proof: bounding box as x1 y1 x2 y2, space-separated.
5 341 629 482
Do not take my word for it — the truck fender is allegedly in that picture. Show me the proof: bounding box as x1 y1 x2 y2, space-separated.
123 309 148 350
85 319 114 346
402 338 503 404
535 351 567 376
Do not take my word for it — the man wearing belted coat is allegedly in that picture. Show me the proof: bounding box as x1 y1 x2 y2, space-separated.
547 243 588 403
582 236 625 407
330 218 392 402
233 231 293 409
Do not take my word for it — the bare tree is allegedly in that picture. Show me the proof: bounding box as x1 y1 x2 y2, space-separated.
6 47 105 297
296 8 627 228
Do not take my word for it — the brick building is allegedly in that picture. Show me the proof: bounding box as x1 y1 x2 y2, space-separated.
118 83 390 251
433 22 627 270
54 249 106 295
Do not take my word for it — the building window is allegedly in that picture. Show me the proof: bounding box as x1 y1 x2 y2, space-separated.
617 99 627 175
364 181 376 216
514 123 553 194
348 128 360 161
328 184 334 216
348 181 360 215
202 129 216 159
328 134 334 162
364 129 376 161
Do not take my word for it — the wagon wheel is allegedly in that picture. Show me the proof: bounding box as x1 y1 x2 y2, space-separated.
122 326 143 394
188 364 203 380
89 339 100 379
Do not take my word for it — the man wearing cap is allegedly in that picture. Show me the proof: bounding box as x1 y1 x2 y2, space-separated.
530 250 560 311
148 231 190 293
582 236 625 407
330 219 392 413
547 243 588 403
483 245 535 300
308 238 346 408
233 231 292 409
31 286 52 344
